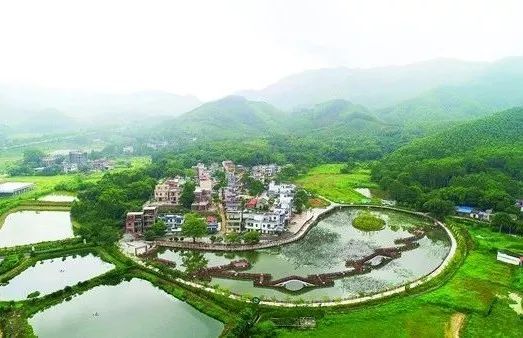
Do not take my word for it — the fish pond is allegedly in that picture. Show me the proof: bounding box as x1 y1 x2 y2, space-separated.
0 210 74 248
0 253 114 300
157 208 451 301
29 278 224 338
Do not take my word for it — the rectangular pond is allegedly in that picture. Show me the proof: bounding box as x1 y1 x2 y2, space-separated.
0 210 74 248
29 278 224 338
0 253 114 300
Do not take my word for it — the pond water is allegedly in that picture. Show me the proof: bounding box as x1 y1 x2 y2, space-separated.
0 254 114 300
29 278 224 338
0 211 74 248
38 194 77 202
158 208 451 301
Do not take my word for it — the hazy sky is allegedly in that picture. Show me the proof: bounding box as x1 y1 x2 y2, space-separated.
1 0 522 100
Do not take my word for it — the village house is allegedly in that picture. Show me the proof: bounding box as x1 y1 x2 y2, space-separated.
142 206 158 229
125 211 144 234
154 178 182 205
192 164 213 211
192 186 212 211
160 214 185 233
206 216 220 233
251 164 279 182
222 160 235 173
455 206 492 221
91 158 113 171
69 150 88 166
243 209 286 234
268 181 295 198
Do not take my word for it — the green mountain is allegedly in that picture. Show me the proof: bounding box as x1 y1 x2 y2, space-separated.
161 96 286 140
239 58 487 110
373 108 523 212
288 99 399 136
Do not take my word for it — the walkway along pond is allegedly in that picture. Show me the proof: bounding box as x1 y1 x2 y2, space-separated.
148 206 458 304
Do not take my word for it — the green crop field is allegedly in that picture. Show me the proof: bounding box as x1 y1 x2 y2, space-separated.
294 164 380 203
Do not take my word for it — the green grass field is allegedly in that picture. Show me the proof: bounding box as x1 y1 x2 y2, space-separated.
295 164 380 203
279 219 523 338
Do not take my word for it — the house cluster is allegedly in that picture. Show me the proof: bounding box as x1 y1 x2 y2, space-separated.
159 214 220 234
455 205 493 221
38 150 113 174
125 205 220 236
125 163 219 237
251 164 280 182
152 164 213 212
222 161 295 235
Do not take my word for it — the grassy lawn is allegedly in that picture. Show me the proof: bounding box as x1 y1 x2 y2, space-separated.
279 219 522 337
294 164 380 203
0 174 101 218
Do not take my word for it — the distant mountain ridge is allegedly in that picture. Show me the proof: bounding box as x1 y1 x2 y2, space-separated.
0 86 202 133
238 57 523 114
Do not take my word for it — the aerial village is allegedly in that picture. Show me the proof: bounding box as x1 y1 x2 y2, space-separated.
124 161 297 243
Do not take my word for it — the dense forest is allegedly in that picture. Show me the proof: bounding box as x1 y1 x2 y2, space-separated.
372 108 523 218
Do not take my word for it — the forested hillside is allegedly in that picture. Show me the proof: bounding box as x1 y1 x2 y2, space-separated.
160 96 287 140
372 108 523 214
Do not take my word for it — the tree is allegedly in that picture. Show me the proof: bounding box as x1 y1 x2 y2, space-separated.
423 198 454 220
180 251 208 274
242 231 261 244
180 181 196 209
22 149 44 166
491 212 516 233
277 164 298 182
339 159 356 174
144 229 156 241
181 213 208 242
225 232 241 244
152 219 167 237
293 189 309 214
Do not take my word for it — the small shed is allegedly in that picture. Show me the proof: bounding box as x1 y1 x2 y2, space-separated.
497 251 523 266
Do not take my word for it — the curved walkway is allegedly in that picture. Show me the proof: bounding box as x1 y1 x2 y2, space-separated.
172 217 457 307
142 203 459 308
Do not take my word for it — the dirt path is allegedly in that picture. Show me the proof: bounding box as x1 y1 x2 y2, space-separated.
446 313 466 338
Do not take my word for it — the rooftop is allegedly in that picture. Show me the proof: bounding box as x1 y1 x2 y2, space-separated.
0 182 34 193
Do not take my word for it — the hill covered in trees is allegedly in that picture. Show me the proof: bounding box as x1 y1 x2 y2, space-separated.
372 108 523 215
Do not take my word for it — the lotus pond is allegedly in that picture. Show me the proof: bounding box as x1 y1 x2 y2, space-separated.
157 208 451 301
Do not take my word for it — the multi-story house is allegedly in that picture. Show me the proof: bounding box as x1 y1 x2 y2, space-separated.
125 211 144 234
69 150 88 166
226 209 243 232
142 206 158 229
192 186 212 211
154 178 182 205
243 209 286 234
222 160 235 172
